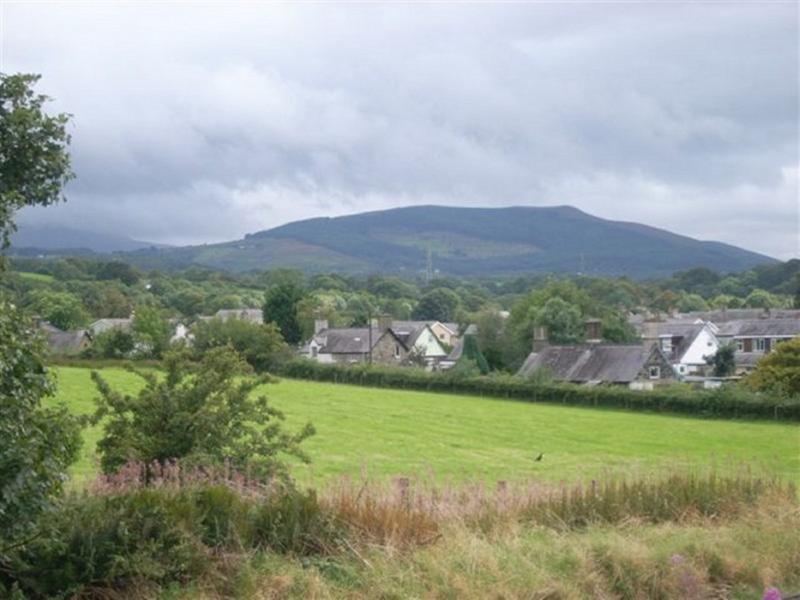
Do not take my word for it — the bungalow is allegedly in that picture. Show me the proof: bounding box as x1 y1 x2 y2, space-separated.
517 343 675 390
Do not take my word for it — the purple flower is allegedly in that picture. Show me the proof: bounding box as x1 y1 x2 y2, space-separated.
763 587 782 600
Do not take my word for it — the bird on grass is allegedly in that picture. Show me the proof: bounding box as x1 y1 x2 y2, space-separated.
534 453 544 462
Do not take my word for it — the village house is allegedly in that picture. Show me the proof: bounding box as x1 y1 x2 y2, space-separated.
518 343 675 389
303 316 448 367
37 320 91 355
89 317 133 336
715 318 800 373
636 321 720 376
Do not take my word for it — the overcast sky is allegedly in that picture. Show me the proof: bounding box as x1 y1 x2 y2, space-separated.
3 2 798 258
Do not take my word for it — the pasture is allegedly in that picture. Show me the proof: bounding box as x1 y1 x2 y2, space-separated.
49 366 800 484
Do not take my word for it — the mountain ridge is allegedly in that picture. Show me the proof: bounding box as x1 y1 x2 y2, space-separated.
115 204 776 277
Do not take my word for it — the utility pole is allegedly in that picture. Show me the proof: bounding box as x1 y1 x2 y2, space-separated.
367 307 373 365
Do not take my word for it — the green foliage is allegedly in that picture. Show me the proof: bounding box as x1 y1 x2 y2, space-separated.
0 299 82 548
0 73 73 248
278 359 800 421
533 296 584 343
413 287 461 321
742 338 800 396
25 288 89 330
91 348 315 481
84 328 136 359
743 288 782 309
676 292 709 312
132 305 172 358
457 334 489 375
472 309 506 370
264 283 305 344
1 484 336 598
706 345 736 377
96 260 141 285
192 317 290 372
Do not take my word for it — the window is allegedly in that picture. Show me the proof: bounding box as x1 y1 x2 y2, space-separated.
736 340 744 352
755 338 766 352
659 337 672 353
394 344 401 358
311 346 318 358
648 366 661 379
678 365 686 374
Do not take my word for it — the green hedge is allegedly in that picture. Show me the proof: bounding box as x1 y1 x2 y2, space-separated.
276 359 800 422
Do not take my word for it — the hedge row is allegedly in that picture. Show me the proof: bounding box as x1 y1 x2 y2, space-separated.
276 359 800 422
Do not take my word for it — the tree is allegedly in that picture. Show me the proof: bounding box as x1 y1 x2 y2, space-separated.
95 261 141 286
26 289 89 330
677 293 709 313
132 305 172 358
264 283 305 344
741 338 800 396
706 345 736 377
84 328 135 359
456 331 490 375
91 347 315 482
533 297 584 344
192 317 289 372
413 287 461 322
473 309 506 371
0 299 81 548
0 74 73 248
743 289 780 309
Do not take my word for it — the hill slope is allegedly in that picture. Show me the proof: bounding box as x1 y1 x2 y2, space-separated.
10 223 164 254
121 205 775 277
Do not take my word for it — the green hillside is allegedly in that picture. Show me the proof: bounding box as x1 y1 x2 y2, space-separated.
50 366 798 485
121 205 776 277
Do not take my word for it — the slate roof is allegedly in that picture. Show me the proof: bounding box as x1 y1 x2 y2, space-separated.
46 329 90 354
316 327 405 354
89 318 133 334
518 344 666 383
215 308 263 324
717 318 800 338
677 309 800 323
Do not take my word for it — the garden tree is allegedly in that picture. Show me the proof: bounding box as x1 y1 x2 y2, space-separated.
131 305 172 358
651 290 680 313
85 328 136 359
533 296 584 344
457 331 490 375
203 293 243 314
0 73 73 249
78 283 131 318
91 347 315 482
677 293 709 313
366 275 418 299
743 288 780 309
742 338 800 396
263 282 305 344
473 309 506 370
706 345 736 377
95 260 141 286
600 315 639 344
192 317 290 372
413 287 461 321
166 287 205 317
295 292 346 339
26 288 89 330
345 294 376 326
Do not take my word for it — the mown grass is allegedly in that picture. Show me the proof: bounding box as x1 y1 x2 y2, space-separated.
16 270 55 282
49 366 800 485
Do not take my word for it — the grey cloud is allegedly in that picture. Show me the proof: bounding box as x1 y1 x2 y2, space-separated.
5 2 798 258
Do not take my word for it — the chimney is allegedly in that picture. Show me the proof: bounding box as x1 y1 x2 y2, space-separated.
584 319 602 343
377 314 393 332
314 317 328 335
532 325 548 352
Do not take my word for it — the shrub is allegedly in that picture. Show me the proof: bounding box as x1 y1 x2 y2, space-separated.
277 359 800 421
192 316 290 372
91 347 315 481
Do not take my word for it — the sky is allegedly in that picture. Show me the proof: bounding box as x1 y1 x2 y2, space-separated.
3 2 798 259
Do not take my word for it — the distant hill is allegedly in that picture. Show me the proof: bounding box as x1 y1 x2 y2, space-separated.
10 224 165 254
119 205 777 277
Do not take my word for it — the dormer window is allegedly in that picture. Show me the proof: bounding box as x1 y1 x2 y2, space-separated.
648 366 661 379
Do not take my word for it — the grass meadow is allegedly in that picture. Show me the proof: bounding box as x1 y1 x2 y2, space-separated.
49 366 800 485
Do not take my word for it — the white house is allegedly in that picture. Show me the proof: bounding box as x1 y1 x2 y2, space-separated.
640 320 719 376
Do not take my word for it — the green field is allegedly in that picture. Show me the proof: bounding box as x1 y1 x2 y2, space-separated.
49 366 800 485
17 271 55 282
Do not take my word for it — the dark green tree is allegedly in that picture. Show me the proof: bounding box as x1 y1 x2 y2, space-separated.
0 73 73 248
263 283 305 344
412 287 461 322
192 317 290 372
706 345 736 377
91 347 314 482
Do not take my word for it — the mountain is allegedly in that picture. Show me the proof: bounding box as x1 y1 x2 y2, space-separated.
10 224 165 254
120 205 777 277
